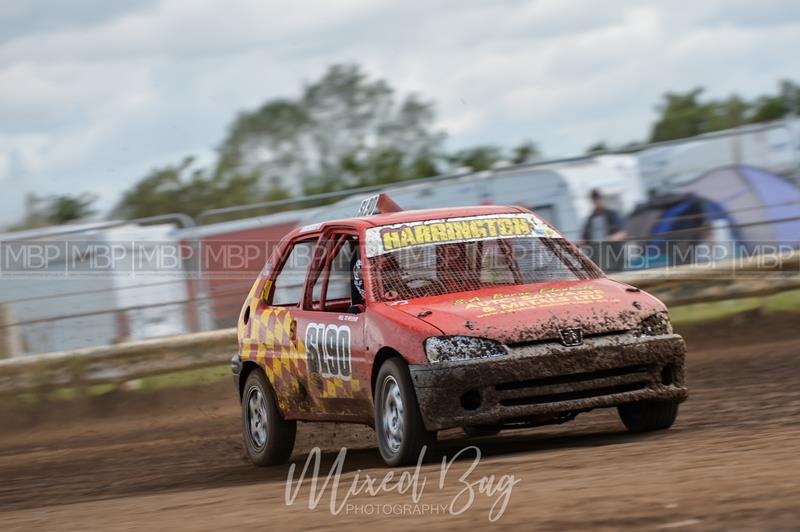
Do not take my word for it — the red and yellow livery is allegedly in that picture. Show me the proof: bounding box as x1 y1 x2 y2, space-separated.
232 202 687 466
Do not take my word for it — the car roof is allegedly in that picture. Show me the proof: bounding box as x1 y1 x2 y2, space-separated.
294 205 528 237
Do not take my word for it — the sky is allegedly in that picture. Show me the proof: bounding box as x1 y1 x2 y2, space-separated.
1 0 799 226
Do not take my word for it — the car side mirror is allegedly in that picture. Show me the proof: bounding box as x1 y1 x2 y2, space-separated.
347 304 365 315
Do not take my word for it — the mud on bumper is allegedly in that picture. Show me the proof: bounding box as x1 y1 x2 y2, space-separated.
409 333 688 432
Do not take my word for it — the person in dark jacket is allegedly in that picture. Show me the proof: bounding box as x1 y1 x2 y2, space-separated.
582 189 627 271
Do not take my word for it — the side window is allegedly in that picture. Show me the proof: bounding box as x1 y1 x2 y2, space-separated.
309 236 361 311
270 239 316 306
326 239 357 301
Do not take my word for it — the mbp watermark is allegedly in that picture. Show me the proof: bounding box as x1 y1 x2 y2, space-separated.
285 445 519 522
0 239 276 279
1 238 796 279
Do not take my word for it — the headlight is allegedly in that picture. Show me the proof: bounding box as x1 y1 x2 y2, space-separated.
424 336 508 363
638 312 673 336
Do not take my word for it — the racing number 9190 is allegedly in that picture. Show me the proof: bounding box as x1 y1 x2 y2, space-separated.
305 323 352 378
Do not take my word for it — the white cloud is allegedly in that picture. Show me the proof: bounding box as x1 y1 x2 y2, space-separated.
0 0 799 225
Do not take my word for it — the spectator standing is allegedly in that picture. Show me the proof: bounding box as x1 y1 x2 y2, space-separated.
581 189 627 271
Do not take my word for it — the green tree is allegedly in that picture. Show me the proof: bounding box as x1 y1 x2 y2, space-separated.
511 140 540 164
649 80 800 143
447 141 539 171
262 176 292 203
447 145 504 172
751 80 800 123
218 100 310 189
650 88 713 142
114 64 556 222
114 157 190 219
586 141 609 154
48 193 97 223
114 157 264 219
10 192 97 229
218 64 445 192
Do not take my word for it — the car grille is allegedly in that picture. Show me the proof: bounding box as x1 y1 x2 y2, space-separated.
505 329 631 349
494 364 654 407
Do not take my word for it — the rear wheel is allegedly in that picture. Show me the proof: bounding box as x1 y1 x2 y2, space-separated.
618 400 679 432
374 358 436 466
242 370 296 466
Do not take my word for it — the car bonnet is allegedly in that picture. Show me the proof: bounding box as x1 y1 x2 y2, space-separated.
385 278 664 345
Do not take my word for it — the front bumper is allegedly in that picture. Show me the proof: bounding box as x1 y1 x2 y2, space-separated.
409 332 688 431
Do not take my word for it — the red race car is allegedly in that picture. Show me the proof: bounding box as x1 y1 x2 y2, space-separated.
232 195 687 466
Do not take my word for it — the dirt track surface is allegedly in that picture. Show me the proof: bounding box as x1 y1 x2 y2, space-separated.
1 313 799 531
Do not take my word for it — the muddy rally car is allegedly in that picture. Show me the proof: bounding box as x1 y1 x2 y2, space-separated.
232 195 687 466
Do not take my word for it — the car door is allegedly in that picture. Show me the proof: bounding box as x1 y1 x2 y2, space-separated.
244 236 318 418
292 230 372 421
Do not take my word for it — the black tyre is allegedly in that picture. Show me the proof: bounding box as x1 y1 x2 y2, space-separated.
241 370 296 466
463 426 500 437
374 358 436 466
618 400 679 433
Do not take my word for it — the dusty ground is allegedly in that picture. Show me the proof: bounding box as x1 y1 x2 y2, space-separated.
1 312 799 531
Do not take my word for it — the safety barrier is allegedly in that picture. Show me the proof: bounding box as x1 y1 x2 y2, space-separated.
1 250 798 395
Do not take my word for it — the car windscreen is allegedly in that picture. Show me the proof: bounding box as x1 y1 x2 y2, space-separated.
364 214 601 301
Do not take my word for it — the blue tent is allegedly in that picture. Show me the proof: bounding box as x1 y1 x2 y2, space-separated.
625 165 800 268
677 165 800 249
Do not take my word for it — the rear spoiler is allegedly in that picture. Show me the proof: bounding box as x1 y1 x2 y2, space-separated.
357 193 403 216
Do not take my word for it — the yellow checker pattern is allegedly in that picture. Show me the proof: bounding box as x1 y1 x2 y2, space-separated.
321 372 362 399
238 284 362 407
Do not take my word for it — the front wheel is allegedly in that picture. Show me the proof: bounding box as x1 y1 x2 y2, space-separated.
618 400 679 433
374 358 436 466
241 370 296 466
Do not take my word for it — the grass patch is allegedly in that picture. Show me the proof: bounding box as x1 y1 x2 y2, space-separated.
135 364 230 391
48 383 119 400
669 289 800 324
12 365 231 406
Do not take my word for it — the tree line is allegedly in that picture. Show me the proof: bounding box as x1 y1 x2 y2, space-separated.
111 64 540 221
14 66 800 228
